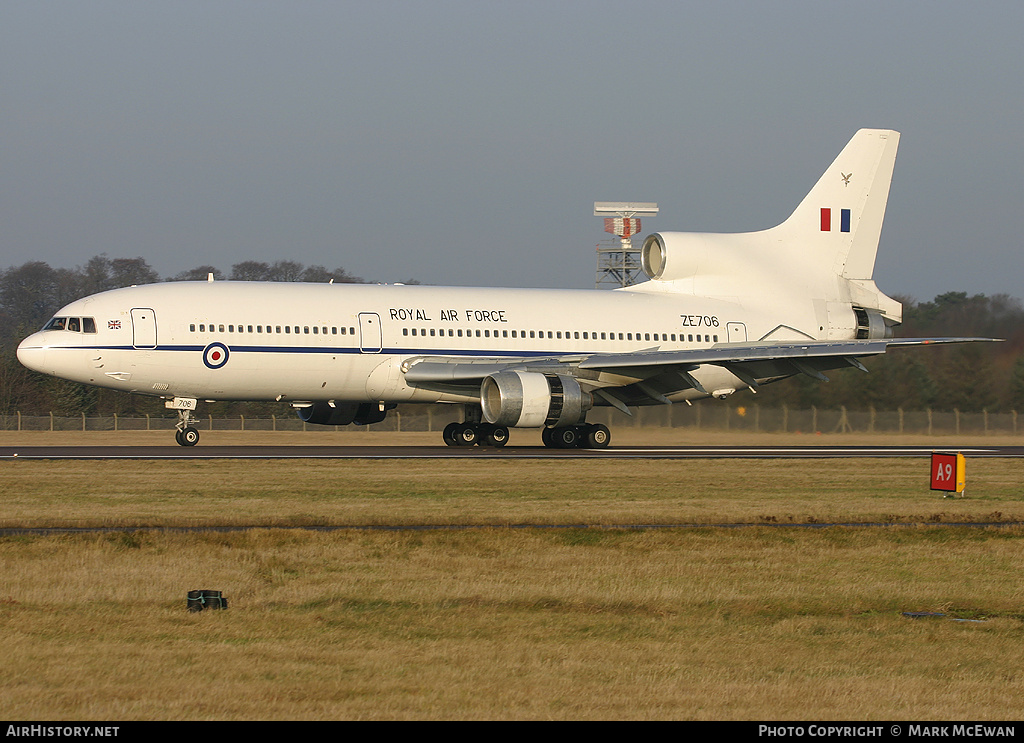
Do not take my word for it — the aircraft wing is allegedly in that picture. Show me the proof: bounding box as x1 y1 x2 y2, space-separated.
575 337 996 373
402 337 999 400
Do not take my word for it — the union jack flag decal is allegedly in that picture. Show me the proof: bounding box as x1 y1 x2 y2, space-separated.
108 320 122 330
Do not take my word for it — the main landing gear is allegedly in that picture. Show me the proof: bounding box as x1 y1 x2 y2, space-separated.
541 423 610 449
175 409 200 447
441 418 611 449
442 421 511 448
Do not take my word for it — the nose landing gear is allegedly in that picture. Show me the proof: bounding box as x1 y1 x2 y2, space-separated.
174 408 200 447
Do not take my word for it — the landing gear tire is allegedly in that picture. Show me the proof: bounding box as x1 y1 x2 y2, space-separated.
484 426 509 447
443 422 460 447
177 426 199 447
455 423 479 446
585 424 610 449
551 426 580 449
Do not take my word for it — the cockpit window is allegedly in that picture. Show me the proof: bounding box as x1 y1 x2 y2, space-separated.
41 316 97 333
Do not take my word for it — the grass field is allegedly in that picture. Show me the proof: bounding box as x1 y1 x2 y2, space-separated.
2 432 1023 720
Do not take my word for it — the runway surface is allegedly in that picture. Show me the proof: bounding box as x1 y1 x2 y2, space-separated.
3 444 1024 459
3 521 1022 537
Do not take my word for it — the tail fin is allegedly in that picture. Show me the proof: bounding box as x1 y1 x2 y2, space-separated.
635 129 903 328
773 128 900 280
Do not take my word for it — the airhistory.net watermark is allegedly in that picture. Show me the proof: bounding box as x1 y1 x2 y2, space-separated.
6 727 119 738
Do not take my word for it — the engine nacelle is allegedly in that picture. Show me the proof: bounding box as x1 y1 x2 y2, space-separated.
640 231 783 288
641 232 707 282
296 401 359 426
481 372 592 428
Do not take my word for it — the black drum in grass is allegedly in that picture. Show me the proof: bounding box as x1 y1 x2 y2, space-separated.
187 589 228 612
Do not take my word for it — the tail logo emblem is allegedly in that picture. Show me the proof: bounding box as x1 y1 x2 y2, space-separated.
841 172 852 186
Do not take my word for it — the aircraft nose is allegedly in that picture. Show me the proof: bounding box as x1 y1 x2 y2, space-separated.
16 335 47 373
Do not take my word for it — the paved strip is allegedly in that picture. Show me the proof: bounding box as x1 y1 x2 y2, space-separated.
1 445 1022 459
3 522 1023 537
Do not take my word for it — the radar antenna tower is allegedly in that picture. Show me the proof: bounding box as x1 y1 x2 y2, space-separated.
593 202 658 288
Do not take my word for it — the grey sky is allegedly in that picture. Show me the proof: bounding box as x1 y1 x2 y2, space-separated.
2 1 1021 302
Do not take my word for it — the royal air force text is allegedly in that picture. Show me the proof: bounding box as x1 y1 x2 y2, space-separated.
389 309 507 323
389 308 723 328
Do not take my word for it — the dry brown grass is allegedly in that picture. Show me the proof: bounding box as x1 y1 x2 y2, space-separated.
2 457 1023 528
2 528 1023 720
2 444 1023 720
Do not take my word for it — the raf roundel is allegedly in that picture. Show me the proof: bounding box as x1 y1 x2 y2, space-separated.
202 342 230 370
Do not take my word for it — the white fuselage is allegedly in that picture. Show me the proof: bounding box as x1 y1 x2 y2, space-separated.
16 279 829 407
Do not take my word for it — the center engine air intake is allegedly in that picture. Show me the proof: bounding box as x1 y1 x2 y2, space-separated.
481 372 592 429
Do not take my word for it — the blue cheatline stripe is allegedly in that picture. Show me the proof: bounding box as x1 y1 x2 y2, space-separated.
48 344 565 358
841 208 851 233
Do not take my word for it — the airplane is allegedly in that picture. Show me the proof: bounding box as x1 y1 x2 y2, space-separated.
16 128 992 448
